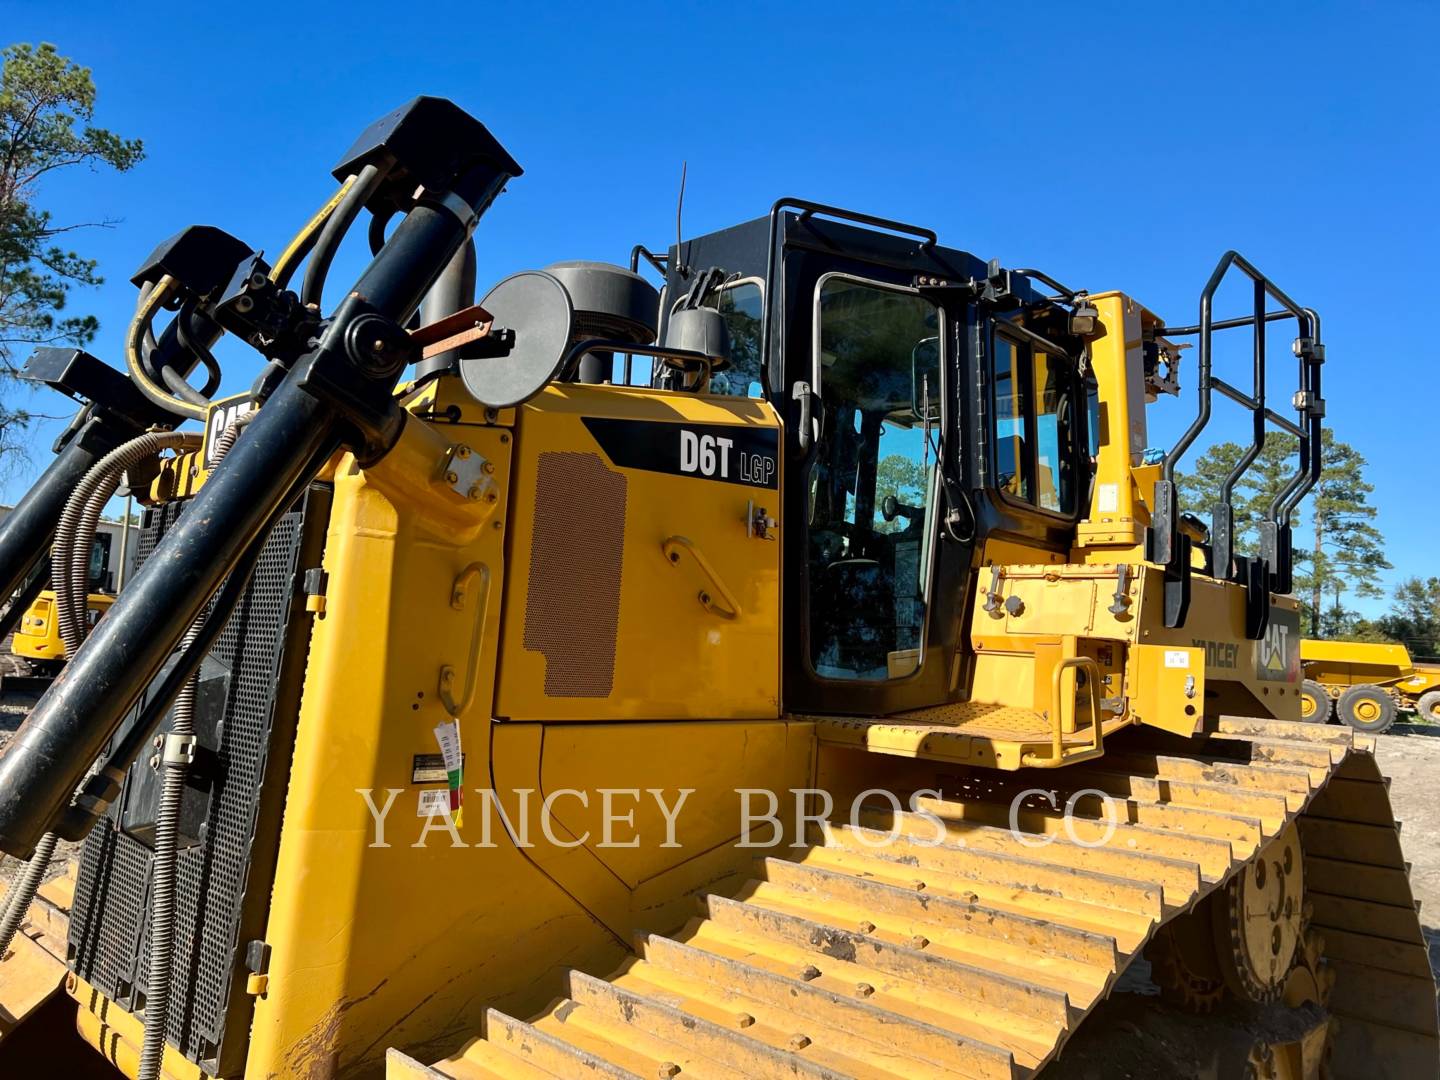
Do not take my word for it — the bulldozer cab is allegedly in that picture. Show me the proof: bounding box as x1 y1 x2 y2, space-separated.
654 204 1090 718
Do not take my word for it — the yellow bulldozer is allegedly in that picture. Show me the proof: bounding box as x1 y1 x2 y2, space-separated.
0 98 1434 1079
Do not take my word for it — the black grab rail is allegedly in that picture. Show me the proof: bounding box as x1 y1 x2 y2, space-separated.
1148 251 1325 636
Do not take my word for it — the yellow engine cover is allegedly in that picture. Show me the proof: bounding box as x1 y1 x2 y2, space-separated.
496 384 783 721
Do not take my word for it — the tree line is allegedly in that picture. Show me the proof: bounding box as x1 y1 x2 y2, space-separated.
1177 435 1434 654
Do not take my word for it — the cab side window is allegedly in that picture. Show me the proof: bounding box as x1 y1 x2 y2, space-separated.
699 281 764 398
991 330 1080 515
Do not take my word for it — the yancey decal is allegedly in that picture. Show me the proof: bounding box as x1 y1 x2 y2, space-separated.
582 417 779 489
1192 639 1240 670
1254 606 1301 682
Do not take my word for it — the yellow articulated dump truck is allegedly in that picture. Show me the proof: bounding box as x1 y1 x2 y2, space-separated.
0 98 1435 1079
1300 639 1440 732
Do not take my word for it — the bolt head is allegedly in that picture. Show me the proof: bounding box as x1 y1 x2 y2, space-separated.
446 471 459 484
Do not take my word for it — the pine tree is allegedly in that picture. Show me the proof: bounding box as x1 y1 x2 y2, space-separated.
1 42 143 469
1174 431 1388 632
1305 430 1390 633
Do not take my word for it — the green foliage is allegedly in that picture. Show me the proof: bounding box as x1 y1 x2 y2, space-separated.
1304 430 1390 631
1175 430 1389 633
1 42 143 464
1376 577 1440 657
874 453 927 533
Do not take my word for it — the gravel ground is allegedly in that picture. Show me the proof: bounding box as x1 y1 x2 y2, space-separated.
0 637 78 893
1373 722 1440 982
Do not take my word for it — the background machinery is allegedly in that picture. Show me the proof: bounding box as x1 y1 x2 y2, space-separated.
3 516 132 683
1300 638 1440 731
0 98 1434 1079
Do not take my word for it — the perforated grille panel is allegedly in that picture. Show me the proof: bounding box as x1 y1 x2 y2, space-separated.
522 451 627 697
67 489 326 1072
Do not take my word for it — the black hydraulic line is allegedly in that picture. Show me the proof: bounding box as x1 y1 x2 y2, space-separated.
0 153 517 858
173 298 224 399
301 164 384 310
0 383 341 856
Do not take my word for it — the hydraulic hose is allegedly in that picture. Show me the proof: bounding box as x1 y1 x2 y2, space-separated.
269 174 360 290
126 276 208 423
52 431 201 654
300 164 383 310
138 411 250 1080
136 616 198 1080
0 831 57 959
0 144 518 859
173 300 223 399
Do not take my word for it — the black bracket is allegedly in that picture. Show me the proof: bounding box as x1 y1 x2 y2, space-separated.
294 294 413 461
1163 535 1193 629
21 348 176 437
1243 556 1271 640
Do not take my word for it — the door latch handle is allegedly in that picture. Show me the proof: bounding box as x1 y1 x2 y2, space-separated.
792 381 817 451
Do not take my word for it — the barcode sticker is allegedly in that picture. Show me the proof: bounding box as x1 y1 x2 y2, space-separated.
417 789 453 818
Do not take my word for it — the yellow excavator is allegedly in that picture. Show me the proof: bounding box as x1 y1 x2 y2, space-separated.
0 98 1434 1079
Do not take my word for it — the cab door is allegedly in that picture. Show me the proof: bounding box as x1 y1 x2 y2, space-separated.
774 219 978 717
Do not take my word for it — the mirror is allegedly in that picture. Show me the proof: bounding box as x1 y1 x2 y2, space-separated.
461 271 575 407
911 336 940 421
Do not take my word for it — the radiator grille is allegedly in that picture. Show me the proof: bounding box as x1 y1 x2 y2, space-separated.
522 451 627 697
67 489 325 1071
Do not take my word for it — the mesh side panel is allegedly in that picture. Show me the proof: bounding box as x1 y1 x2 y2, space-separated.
67 498 315 1068
522 452 627 697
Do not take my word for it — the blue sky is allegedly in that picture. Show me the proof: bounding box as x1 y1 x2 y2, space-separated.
2 1 1435 616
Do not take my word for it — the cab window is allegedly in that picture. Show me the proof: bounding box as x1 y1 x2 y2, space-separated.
991 329 1079 514
807 276 941 682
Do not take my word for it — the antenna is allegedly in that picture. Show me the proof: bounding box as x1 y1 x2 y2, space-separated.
674 161 688 279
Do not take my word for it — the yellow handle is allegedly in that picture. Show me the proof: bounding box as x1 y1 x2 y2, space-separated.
661 536 742 620
1023 655 1105 767
438 562 491 716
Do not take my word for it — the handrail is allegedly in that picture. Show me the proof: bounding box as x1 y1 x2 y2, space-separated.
560 338 716 386
1023 656 1104 767
437 561 491 717
758 197 939 409
1150 250 1325 622
661 536 742 620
